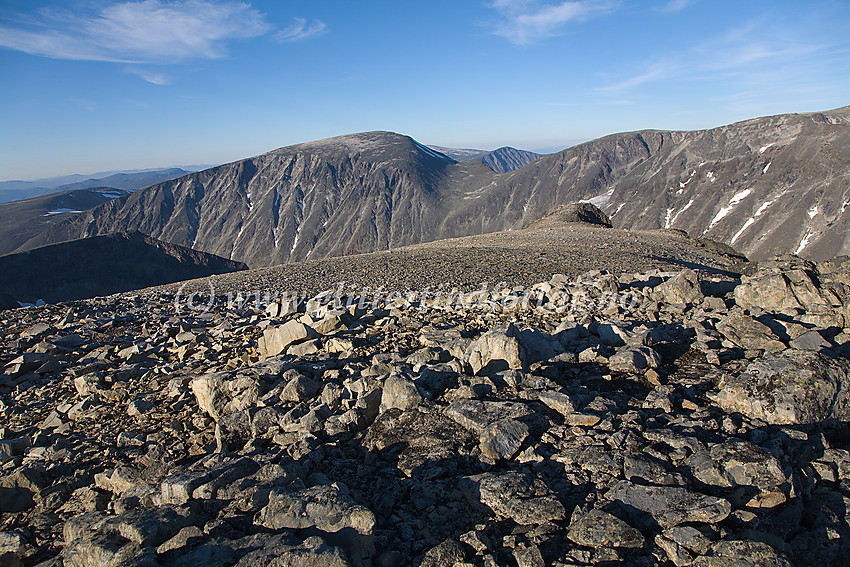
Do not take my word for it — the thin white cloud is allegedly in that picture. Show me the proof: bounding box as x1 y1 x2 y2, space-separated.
596 20 831 94
659 0 699 13
597 62 678 92
0 1 271 63
126 67 171 85
488 0 617 45
276 18 328 42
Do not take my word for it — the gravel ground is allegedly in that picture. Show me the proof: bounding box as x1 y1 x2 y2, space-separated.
154 223 747 298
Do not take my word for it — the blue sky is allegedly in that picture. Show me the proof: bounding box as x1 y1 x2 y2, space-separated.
1 0 848 180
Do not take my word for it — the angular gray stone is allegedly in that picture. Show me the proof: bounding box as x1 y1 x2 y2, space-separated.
464 324 527 375
258 321 314 357
716 312 786 352
279 371 322 403
789 329 831 351
479 418 529 460
190 372 259 421
687 440 787 494
652 269 703 305
690 539 793 567
537 391 576 416
235 535 350 567
608 345 661 373
256 483 375 535
444 399 531 434
379 374 422 413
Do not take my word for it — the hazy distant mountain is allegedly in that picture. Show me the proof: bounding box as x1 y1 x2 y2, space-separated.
0 187 131 256
17 107 850 264
0 167 198 204
0 231 245 304
427 145 543 173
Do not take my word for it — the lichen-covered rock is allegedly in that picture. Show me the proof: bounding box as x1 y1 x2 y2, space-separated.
605 480 731 529
689 539 793 567
461 471 566 525
256 483 376 535
714 350 850 424
567 508 644 548
686 440 788 503
716 312 786 352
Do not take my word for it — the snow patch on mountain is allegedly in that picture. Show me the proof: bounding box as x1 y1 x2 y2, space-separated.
584 188 614 207
709 189 752 229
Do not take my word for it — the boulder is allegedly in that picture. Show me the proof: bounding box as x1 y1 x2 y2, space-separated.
567 508 645 549
461 471 566 525
608 345 661 373
605 480 731 529
687 440 787 501
690 540 793 567
652 269 703 305
714 350 850 424
379 373 422 413
190 372 259 421
256 483 375 535
258 321 314 357
479 418 529 460
716 312 786 352
464 324 527 375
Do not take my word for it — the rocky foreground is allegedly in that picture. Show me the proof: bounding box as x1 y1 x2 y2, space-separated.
1 255 849 566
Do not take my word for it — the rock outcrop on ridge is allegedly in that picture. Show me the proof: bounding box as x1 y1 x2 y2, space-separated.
1 252 849 566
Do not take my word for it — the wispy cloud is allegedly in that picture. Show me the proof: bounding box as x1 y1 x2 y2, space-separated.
125 67 171 85
596 19 831 94
0 1 271 63
488 0 617 45
276 18 328 42
596 62 678 92
658 0 699 13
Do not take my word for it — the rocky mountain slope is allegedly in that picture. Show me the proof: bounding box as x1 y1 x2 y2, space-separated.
15 108 850 267
0 231 246 305
0 188 131 256
1 249 848 566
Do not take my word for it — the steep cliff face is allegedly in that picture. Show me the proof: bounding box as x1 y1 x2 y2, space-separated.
18 108 850 265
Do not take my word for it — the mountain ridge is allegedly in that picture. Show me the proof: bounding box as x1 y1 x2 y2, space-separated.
13 107 850 266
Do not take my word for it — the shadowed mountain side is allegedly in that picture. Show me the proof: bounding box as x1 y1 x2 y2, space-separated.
0 231 246 304
0 187 131 256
